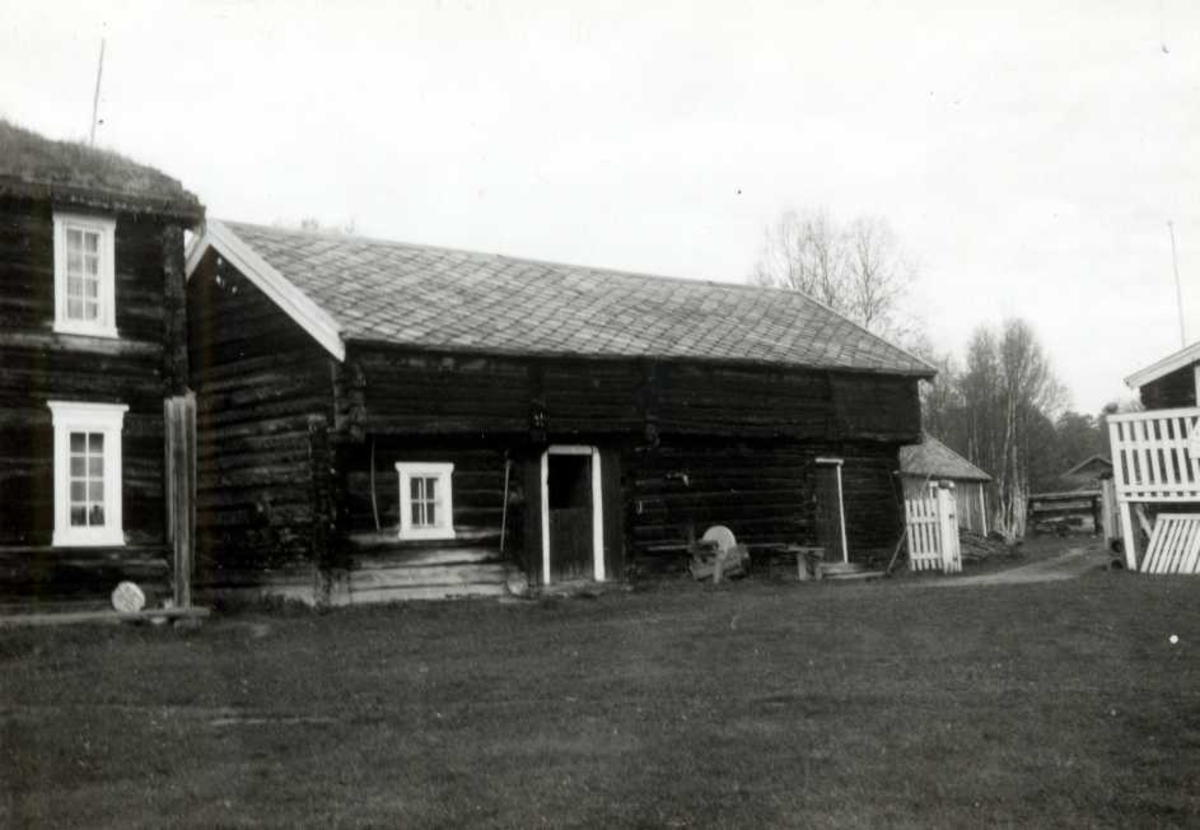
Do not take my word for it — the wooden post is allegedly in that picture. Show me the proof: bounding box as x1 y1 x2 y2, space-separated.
1108 419 1139 569
936 482 960 574
1118 501 1138 570
165 393 196 608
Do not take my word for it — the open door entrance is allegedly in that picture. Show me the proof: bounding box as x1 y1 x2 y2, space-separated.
814 458 848 563
540 446 605 584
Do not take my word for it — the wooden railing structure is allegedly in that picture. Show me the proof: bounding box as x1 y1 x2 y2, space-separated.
1108 406 1200 569
905 480 961 574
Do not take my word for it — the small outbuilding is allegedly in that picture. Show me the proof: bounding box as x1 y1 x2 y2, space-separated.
899 434 992 535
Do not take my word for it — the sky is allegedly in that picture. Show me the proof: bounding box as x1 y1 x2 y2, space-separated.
2 0 1197 414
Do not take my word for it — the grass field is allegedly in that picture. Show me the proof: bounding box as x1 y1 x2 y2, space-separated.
3 563 1200 828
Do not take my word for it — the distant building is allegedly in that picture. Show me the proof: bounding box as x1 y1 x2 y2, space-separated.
899 434 992 535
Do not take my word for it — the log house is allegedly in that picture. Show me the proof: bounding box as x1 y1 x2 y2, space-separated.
186 220 934 603
0 122 204 609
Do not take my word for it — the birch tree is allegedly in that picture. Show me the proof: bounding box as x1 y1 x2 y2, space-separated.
959 320 1064 539
750 209 915 340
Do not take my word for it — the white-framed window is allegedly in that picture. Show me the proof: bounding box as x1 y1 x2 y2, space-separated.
53 212 118 338
394 462 455 541
48 401 128 547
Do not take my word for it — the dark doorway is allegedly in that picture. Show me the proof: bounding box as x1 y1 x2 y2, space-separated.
814 461 847 563
548 453 594 581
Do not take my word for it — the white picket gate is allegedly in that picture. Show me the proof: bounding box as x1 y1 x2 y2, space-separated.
904 480 962 573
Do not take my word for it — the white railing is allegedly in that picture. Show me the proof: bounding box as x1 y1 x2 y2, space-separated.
1108 407 1200 502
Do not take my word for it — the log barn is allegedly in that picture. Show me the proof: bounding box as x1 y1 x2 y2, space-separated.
185 219 934 603
0 122 203 610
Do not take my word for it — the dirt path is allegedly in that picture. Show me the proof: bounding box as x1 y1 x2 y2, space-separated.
923 545 1106 587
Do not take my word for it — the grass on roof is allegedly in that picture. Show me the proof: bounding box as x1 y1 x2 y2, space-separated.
0 118 197 207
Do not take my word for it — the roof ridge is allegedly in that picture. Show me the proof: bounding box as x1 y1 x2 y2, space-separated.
221 218 935 374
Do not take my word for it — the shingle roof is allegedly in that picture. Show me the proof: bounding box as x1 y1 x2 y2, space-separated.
217 220 935 375
0 120 203 222
900 434 992 482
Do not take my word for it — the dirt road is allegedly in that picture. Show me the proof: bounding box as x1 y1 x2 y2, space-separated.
924 544 1108 587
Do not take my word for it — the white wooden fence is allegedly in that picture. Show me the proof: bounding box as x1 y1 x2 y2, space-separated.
905 480 962 574
1108 408 1200 502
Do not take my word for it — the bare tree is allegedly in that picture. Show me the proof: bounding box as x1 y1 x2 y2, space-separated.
750 209 915 339
959 320 1065 539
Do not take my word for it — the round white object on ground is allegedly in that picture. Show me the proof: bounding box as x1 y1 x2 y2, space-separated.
111 581 145 613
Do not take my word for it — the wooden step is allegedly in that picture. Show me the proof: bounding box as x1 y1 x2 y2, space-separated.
350 563 509 590
350 582 510 604
819 561 866 576
822 569 884 582
354 547 504 569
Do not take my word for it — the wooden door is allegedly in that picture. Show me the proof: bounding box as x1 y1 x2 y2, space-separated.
548 453 594 581
814 462 847 563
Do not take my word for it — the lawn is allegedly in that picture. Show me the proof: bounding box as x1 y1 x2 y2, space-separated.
3 569 1200 828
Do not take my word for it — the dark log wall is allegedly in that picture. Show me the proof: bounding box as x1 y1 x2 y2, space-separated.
351 346 920 444
187 250 337 585
626 438 904 564
348 343 919 571
0 197 184 602
339 439 513 555
1139 364 1196 410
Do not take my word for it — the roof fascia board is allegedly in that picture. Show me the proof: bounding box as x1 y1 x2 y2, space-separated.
185 219 346 362
1125 342 1200 389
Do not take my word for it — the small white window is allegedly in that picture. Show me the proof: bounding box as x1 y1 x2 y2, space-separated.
395 462 455 540
48 401 128 547
53 212 117 338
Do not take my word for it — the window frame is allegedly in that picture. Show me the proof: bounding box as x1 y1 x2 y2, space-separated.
52 212 118 339
394 462 455 541
48 401 128 547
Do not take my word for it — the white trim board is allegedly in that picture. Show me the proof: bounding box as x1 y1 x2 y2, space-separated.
185 219 346 362
540 445 605 585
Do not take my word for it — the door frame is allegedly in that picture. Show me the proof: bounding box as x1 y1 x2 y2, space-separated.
815 457 848 563
540 445 605 585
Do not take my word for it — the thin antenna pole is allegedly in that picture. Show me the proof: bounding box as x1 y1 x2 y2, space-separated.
89 38 105 146
1170 221 1185 347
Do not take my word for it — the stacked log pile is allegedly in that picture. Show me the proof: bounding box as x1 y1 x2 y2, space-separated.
959 530 1009 561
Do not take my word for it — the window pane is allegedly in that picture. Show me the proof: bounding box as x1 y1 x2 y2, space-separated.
70 433 86 453
67 299 83 319
426 503 437 527
84 232 99 254
67 228 83 250
410 477 423 501
84 301 98 320
85 279 98 298
89 433 104 453
70 506 87 527
88 456 103 477
67 252 82 275
411 502 424 526
89 504 105 526
70 456 86 477
70 481 86 502
425 478 437 501
68 275 83 297
89 481 104 502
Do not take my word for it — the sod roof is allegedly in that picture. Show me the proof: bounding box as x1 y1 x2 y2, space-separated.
0 120 202 222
